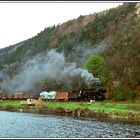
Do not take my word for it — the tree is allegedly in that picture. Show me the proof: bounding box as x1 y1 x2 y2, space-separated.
84 55 109 85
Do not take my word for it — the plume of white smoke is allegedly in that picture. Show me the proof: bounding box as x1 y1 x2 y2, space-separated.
0 49 100 94
68 38 110 67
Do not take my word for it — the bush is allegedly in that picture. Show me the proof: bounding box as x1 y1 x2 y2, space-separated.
127 91 137 100
114 89 126 101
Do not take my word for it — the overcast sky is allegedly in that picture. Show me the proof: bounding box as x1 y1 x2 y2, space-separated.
0 2 123 49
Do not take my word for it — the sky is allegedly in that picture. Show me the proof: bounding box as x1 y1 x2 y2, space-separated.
0 2 123 49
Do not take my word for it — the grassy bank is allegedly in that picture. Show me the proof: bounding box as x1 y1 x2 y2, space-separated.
0 101 21 109
44 101 140 116
0 100 140 123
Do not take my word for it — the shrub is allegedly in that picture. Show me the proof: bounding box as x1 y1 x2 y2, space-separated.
114 89 126 101
127 91 137 100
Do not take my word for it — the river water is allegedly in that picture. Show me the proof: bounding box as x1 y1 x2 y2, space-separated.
0 111 140 138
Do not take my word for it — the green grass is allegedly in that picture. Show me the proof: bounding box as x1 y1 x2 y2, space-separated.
0 100 21 109
0 100 140 116
44 101 140 116
88 102 140 116
44 101 87 109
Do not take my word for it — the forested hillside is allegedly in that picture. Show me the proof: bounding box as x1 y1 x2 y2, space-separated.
0 3 139 101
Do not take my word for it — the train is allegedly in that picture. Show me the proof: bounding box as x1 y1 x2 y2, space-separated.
39 87 106 101
0 87 106 101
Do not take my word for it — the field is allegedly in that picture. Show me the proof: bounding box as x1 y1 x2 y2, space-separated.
0 100 140 117
0 101 21 109
44 101 140 116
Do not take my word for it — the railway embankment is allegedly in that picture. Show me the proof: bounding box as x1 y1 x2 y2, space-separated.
0 101 140 124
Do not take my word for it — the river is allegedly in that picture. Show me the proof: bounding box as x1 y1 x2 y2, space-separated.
0 111 140 138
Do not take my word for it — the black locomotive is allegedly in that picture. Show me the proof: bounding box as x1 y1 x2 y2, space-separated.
70 79 106 101
78 87 106 101
69 86 106 101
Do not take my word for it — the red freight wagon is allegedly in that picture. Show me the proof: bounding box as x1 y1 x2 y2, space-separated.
7 94 14 100
12 92 30 100
0 95 2 100
55 92 69 101
18 93 29 99
13 94 19 99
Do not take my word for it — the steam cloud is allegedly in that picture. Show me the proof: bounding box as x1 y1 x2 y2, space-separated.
0 49 100 94
67 38 110 67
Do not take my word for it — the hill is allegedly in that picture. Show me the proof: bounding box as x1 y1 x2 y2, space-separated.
0 3 139 101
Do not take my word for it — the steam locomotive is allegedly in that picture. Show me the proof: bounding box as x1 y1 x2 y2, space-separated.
78 87 106 101
69 81 106 101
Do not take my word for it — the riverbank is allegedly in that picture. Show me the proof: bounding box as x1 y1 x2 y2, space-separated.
0 100 140 124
